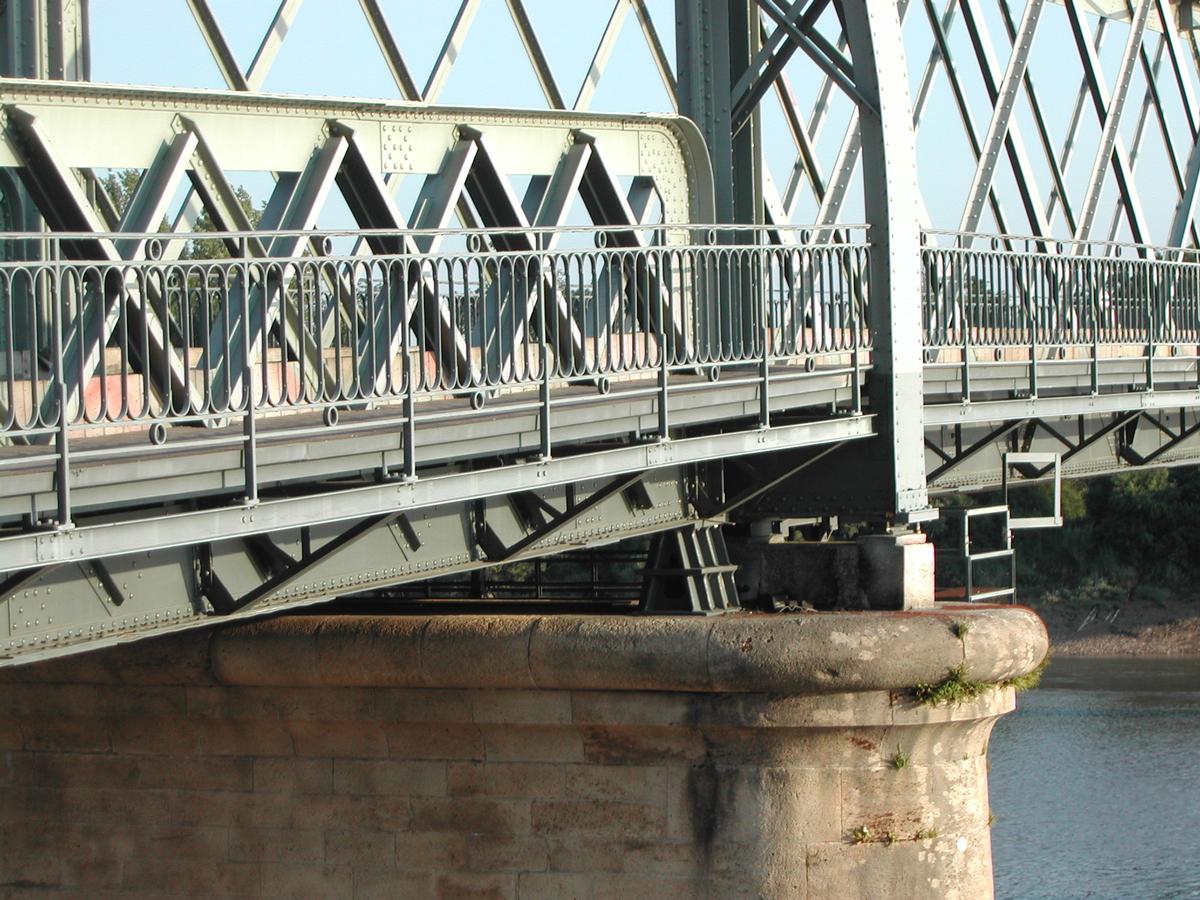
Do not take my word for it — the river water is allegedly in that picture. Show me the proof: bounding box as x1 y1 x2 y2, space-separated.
990 657 1200 900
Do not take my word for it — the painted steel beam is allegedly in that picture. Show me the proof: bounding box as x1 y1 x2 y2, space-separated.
357 0 422 101
185 0 250 92
926 406 1200 492
332 126 473 391
459 128 588 376
0 415 875 570
424 0 482 103
246 0 305 92
925 388 1200 426
4 107 197 423
504 0 567 109
576 0 633 111
1065 0 1153 245
957 0 1048 237
1 464 707 665
1045 18 1110 230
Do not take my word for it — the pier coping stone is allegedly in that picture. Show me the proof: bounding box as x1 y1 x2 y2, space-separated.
207 605 1046 693
0 604 1046 692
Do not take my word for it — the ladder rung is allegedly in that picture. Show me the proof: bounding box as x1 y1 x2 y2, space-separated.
644 565 739 577
966 587 1015 601
967 549 1014 562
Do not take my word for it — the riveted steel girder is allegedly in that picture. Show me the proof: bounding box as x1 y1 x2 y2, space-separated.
0 463 696 664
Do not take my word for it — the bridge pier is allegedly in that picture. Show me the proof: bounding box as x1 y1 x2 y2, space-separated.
0 606 1045 897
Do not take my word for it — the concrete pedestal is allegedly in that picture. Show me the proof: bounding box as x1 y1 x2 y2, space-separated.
0 606 1045 898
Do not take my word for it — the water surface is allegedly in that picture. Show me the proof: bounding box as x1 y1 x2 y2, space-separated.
990 657 1200 900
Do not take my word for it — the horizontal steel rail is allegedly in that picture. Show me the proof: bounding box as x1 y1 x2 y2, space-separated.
0 224 871 526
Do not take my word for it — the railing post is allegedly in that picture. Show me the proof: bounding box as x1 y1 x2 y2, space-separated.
962 511 974 601
852 243 864 415
1147 260 1157 391
51 236 72 528
960 253 971 401
1090 258 1100 396
241 238 258 506
1028 253 1039 398
658 246 670 441
539 250 552 459
759 239 770 429
402 257 417 480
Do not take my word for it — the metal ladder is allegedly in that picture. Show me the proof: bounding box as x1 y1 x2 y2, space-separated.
944 505 1017 603
640 525 740 613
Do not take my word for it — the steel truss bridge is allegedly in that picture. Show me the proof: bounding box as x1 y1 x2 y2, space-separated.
3 0 1200 663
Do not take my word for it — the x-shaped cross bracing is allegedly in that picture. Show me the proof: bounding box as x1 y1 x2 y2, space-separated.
1 83 704 432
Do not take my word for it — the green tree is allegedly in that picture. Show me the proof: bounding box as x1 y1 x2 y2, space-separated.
100 169 262 259
183 184 262 260
1092 469 1184 602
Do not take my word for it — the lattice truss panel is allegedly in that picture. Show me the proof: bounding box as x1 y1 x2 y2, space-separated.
926 405 1200 490
741 0 1200 244
0 79 715 433
73 0 1200 246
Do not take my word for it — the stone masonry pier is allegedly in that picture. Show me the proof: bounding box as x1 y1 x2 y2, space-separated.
0 607 1047 898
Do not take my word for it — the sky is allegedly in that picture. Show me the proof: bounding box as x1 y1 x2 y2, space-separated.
83 0 1200 246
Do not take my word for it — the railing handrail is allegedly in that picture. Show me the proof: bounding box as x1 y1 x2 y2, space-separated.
0 223 872 247
922 228 1200 261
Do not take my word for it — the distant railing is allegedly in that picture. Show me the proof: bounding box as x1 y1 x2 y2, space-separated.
921 231 1200 399
922 230 1200 350
0 224 870 524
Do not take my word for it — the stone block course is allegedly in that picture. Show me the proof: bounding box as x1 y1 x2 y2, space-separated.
384 722 485 761
409 797 532 837
480 724 585 763
226 827 326 863
286 720 387 758
447 762 566 799
465 837 550 873
530 799 667 840
332 759 447 797
253 756 333 794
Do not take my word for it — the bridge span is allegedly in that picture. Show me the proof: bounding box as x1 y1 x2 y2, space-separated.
1 2 1198 894
2 124 1198 659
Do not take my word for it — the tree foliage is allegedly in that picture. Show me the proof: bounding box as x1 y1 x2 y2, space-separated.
1011 468 1200 603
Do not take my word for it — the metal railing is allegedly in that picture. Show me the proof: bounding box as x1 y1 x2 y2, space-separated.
0 225 871 525
921 230 1200 398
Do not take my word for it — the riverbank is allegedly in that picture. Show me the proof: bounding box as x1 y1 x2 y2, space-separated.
1023 593 1200 657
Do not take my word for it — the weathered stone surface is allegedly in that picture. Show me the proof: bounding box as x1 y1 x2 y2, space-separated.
206 605 1048 695
0 608 1043 897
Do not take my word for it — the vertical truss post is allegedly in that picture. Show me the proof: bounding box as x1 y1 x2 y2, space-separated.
0 0 90 81
50 236 71 528
1064 0 1153 245
728 1 764 229
239 237 258 506
840 0 930 519
678 0 753 225
677 0 760 361
1 0 89 334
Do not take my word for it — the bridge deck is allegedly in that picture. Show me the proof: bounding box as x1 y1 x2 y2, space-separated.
0 357 862 528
